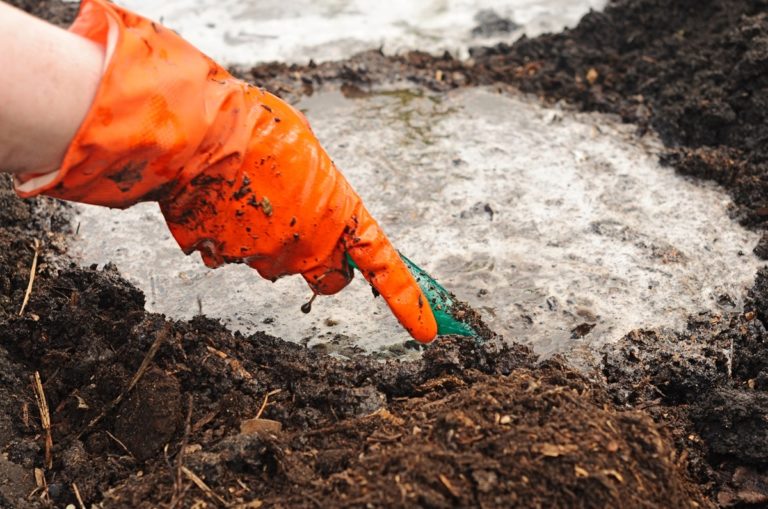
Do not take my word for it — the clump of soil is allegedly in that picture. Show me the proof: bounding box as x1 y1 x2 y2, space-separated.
600 269 768 505
601 301 768 506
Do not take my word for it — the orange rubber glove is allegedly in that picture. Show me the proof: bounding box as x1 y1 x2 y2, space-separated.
14 0 437 342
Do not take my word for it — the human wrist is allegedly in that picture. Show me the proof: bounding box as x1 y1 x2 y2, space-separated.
0 1 104 177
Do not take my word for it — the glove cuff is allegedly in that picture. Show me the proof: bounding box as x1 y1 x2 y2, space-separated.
14 0 115 197
15 0 243 208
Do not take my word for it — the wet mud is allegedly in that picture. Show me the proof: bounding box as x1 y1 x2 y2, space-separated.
4 0 768 507
234 0 768 230
240 0 768 236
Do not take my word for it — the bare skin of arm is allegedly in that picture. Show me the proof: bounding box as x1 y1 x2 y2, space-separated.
0 1 103 175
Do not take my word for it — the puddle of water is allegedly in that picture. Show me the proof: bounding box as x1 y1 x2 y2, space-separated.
115 0 606 65
71 88 761 356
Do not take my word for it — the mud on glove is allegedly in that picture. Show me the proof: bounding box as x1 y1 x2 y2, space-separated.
14 0 437 342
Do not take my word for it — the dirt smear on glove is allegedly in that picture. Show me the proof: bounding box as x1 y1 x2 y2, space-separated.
5 0 768 507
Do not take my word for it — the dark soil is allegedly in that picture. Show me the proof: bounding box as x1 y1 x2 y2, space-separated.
5 0 768 507
236 4 768 502
0 172 708 508
7 0 76 26
467 1 768 505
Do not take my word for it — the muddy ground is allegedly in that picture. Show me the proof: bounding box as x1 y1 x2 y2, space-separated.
3 0 768 507
0 176 709 508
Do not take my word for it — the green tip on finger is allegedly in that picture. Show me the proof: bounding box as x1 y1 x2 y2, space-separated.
346 253 477 338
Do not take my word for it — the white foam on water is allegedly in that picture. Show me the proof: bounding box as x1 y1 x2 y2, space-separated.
115 0 606 65
70 88 762 355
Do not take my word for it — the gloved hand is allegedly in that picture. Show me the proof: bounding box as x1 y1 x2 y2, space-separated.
14 0 437 342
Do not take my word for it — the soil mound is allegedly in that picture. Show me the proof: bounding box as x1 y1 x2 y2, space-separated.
0 173 703 507
240 3 768 500
0 174 704 507
602 285 768 506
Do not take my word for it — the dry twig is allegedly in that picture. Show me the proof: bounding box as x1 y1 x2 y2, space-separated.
255 389 282 420
105 430 134 458
32 371 52 469
170 395 194 508
21 401 30 429
191 409 218 433
77 325 170 439
439 474 461 498
29 467 48 502
728 336 734 379
19 239 40 315
182 466 229 507
72 482 86 509
205 346 252 380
